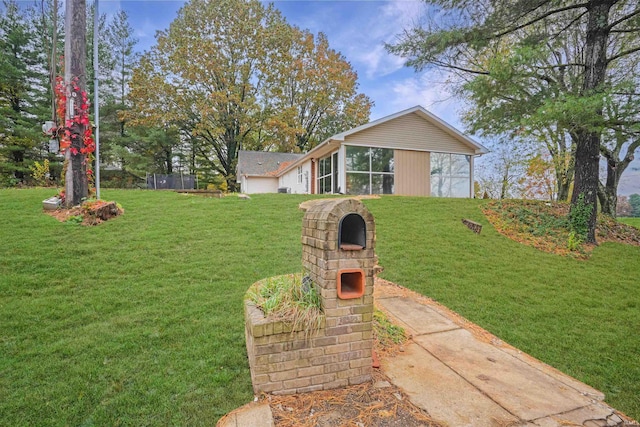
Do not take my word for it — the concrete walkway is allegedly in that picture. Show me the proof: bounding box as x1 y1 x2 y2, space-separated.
375 280 634 427
218 280 637 427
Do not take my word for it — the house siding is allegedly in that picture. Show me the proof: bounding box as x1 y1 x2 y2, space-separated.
395 150 430 196
243 176 279 194
343 112 475 155
279 160 312 194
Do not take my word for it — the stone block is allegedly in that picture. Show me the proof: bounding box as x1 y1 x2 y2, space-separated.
311 354 339 366
350 340 372 351
312 373 337 385
324 343 351 355
338 332 363 344
324 361 350 374
296 384 324 394
350 358 372 369
338 315 362 325
269 370 298 382
297 365 325 378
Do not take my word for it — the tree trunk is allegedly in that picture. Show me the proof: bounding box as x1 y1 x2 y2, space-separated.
557 180 570 202
599 141 639 217
571 0 614 243
597 182 617 218
64 0 88 207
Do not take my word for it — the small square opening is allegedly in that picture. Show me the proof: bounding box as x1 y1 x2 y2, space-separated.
337 269 365 299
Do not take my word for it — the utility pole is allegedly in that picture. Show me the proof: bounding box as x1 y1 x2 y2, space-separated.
64 0 88 207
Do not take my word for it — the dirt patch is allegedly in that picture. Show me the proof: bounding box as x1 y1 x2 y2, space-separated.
44 200 123 226
482 199 640 258
267 370 440 427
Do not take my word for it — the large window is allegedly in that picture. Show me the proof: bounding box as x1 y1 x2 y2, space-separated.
346 146 394 195
430 153 471 197
318 156 332 194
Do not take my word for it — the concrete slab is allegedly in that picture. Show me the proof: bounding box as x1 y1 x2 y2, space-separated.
414 329 595 421
382 342 520 427
497 343 605 401
216 402 274 427
531 402 624 427
376 296 460 336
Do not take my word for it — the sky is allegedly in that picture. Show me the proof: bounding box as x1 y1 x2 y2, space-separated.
25 0 639 194
97 0 458 124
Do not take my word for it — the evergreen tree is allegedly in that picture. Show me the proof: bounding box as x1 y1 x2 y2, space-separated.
0 0 48 185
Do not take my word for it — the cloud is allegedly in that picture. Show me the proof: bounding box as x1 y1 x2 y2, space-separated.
386 72 462 126
287 0 425 80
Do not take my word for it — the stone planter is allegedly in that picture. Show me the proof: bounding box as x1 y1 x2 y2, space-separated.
42 196 62 210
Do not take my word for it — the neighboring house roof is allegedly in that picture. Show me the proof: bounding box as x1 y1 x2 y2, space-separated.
237 151 304 178
277 105 488 177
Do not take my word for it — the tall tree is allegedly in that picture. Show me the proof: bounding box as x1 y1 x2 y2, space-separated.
388 0 640 242
0 0 45 185
126 0 371 189
98 9 139 169
260 27 372 152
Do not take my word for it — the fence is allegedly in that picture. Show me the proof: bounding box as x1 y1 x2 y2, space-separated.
146 173 196 190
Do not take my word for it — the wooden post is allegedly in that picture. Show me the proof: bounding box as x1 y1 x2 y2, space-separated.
64 0 88 207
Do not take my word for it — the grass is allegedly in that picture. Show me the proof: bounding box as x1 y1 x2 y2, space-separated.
619 217 640 229
0 190 639 424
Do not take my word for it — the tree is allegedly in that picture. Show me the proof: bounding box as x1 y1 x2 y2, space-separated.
61 0 93 206
260 27 372 152
475 138 531 199
616 195 632 216
388 0 640 243
522 154 557 201
0 0 46 185
630 193 640 217
126 0 371 189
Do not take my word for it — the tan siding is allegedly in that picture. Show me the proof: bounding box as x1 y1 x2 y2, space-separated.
344 112 474 154
395 150 430 196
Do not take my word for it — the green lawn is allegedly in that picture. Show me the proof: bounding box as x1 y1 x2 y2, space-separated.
619 217 640 229
1 189 638 425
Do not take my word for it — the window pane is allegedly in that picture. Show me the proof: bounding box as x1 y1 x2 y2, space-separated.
370 148 394 173
450 177 470 197
430 152 449 176
431 175 450 198
372 174 394 195
319 157 328 176
451 154 470 177
323 176 332 193
346 173 370 195
346 146 370 172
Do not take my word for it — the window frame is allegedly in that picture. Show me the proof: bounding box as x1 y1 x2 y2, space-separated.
345 145 394 195
430 152 471 198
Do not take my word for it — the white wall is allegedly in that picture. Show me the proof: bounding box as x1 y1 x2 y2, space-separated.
279 160 312 194
243 176 279 194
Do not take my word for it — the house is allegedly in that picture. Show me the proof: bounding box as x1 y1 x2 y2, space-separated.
236 151 304 194
236 105 488 197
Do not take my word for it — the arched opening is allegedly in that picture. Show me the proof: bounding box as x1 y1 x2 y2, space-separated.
338 213 366 250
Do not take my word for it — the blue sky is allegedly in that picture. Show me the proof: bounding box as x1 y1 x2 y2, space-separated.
97 0 459 125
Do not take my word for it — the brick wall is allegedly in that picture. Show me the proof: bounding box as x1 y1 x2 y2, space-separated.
245 198 376 395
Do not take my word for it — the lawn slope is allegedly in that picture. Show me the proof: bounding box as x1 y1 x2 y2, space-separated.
0 190 638 424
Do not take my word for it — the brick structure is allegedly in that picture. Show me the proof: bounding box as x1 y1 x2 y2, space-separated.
245 198 376 395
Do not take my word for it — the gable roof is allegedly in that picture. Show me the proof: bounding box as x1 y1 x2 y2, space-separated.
237 151 304 177
276 105 488 177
